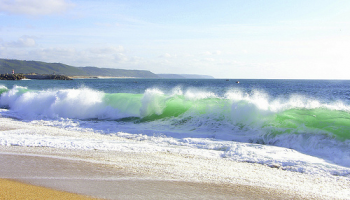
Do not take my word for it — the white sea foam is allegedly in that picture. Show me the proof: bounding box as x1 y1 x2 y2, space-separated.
0 86 130 120
1 117 349 178
0 85 8 90
140 88 166 117
2 117 350 199
183 88 217 100
1 85 350 177
2 85 350 121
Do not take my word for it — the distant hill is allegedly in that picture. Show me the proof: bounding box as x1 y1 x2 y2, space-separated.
180 74 214 79
0 58 158 78
79 66 158 78
157 74 214 79
157 74 185 79
0 58 214 79
0 59 84 75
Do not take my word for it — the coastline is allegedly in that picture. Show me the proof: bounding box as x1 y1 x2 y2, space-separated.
0 117 350 199
68 76 136 79
0 146 308 200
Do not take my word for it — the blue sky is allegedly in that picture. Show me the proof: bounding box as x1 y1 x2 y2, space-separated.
1 0 350 79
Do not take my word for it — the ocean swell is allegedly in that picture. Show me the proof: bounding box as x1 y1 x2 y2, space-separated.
1 85 350 169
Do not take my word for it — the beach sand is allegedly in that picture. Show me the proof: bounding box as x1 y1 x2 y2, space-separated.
0 178 97 200
1 117 349 199
0 148 298 200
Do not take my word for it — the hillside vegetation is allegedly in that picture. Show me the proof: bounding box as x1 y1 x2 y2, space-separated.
80 66 158 78
157 74 214 79
0 58 214 79
0 59 158 78
0 59 84 75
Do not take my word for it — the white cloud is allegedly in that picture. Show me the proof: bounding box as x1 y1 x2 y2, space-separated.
158 53 177 58
19 37 36 47
0 0 74 16
204 58 215 62
161 53 171 58
88 46 124 54
114 53 128 62
2 36 36 47
201 50 222 56
202 51 211 56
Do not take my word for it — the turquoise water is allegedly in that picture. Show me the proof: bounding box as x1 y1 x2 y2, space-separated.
1 79 350 170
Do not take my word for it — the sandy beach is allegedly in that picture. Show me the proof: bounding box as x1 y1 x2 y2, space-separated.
0 117 350 199
0 178 97 200
0 146 301 200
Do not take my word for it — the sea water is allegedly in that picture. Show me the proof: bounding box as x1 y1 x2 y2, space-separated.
0 79 350 177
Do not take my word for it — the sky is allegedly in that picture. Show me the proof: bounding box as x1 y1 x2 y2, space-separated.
1 0 350 79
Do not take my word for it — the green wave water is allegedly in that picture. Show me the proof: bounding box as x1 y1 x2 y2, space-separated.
1 83 350 143
1 80 350 171
101 91 350 141
270 108 350 140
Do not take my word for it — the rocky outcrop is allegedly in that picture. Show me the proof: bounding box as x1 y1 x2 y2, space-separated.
0 74 72 80
0 74 25 80
25 74 72 80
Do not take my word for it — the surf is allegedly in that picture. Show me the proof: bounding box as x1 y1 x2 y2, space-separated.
2 85 350 138
1 84 350 169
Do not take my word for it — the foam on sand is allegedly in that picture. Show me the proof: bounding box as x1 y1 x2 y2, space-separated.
0 117 349 199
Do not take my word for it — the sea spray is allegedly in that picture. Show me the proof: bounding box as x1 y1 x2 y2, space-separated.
1 80 350 174
140 88 166 117
0 85 8 95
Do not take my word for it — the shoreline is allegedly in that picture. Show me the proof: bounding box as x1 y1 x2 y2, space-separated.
0 147 308 200
68 76 136 79
0 117 350 199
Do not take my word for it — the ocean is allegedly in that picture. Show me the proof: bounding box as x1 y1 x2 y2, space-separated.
1 78 350 177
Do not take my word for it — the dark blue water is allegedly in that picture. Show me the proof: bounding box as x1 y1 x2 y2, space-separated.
1 79 350 104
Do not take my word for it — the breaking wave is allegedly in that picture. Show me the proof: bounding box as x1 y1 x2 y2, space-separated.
1 85 350 169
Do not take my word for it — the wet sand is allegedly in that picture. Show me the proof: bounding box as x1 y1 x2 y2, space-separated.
0 149 300 200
